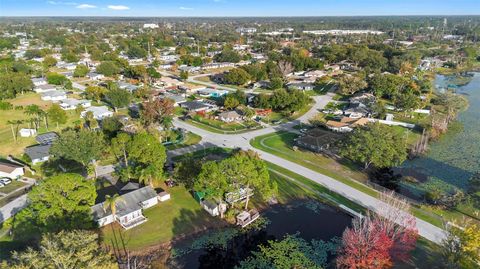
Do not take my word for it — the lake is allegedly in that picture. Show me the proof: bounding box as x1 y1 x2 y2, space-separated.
399 72 480 198
169 199 352 268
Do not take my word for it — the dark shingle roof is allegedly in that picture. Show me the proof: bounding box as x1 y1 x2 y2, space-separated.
36 132 58 145
24 144 51 160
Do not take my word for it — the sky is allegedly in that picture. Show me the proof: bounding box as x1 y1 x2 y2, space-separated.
0 0 479 17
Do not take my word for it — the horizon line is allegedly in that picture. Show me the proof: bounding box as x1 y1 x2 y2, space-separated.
1 14 480 18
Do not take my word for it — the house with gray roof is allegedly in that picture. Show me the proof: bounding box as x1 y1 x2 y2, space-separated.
25 144 52 164
41 90 67 102
91 186 159 229
80 106 114 120
36 132 58 145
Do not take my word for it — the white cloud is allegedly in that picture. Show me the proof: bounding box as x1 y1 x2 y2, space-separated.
179 7 194 10
107 5 130 10
47 1 78 5
76 4 96 9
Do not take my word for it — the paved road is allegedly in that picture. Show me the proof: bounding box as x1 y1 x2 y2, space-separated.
169 93 447 244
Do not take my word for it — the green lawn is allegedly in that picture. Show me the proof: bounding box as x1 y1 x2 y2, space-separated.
165 132 202 150
0 93 81 157
186 118 262 134
100 186 224 251
250 131 448 228
0 181 27 195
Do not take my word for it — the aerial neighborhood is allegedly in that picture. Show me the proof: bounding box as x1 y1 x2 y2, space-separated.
0 8 479 269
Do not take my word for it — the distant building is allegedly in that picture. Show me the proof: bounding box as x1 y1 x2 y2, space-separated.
36 132 58 145
41 90 67 102
143 23 159 29
59 99 91 110
34 84 57 93
236 27 257 34
180 100 218 112
218 110 242 123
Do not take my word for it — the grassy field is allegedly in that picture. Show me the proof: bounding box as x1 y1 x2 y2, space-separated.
100 185 224 251
250 131 448 228
165 132 202 150
186 118 262 134
0 93 80 157
0 181 27 195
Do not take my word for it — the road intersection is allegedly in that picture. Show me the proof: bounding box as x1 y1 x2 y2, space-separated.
168 92 448 244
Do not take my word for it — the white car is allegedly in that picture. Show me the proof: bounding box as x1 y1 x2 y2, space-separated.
0 178 12 185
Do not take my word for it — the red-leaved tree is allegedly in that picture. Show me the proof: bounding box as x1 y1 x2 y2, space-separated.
337 191 418 268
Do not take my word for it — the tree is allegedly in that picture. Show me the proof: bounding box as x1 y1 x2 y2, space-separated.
7 120 23 142
277 60 294 78
127 45 147 59
441 220 480 268
214 49 241 63
194 161 228 217
338 74 368 95
393 86 421 114
337 215 393 269
128 132 166 179
111 132 131 168
220 150 277 209
42 55 57 68
173 157 202 189
239 234 336 269
269 77 283 90
105 88 131 112
0 72 33 99
368 74 407 99
84 86 107 102
224 68 251 85
180 70 189 80
47 103 67 128
50 129 105 168
12 174 97 240
103 194 124 217
73 64 89 77
46 72 70 87
140 98 175 127
224 95 240 110
11 230 117 269
339 123 407 169
24 104 45 130
96 61 121 77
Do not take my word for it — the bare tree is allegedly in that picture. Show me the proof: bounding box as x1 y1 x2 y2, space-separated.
277 60 294 78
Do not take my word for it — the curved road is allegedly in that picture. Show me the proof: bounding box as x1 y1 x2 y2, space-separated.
169 93 447 244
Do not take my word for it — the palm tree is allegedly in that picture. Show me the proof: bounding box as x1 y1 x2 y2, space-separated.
103 194 125 217
7 120 23 142
24 104 44 130
138 165 160 187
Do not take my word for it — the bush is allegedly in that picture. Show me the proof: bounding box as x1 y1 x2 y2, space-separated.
0 101 13 110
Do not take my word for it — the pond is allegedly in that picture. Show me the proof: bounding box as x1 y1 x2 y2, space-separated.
398 72 480 198
169 199 352 269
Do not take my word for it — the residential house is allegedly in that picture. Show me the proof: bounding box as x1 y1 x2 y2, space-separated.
91 186 159 229
180 100 218 113
36 132 58 145
197 88 228 98
34 84 57 93
32 77 47 87
81 106 114 120
0 161 24 179
161 93 186 106
87 72 104 80
41 90 67 102
344 103 370 118
218 110 242 123
304 70 326 78
25 144 51 164
118 81 139 93
295 128 341 153
59 99 91 110
325 117 370 133
288 82 315 91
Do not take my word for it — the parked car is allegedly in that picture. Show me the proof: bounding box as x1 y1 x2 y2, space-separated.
0 177 12 185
